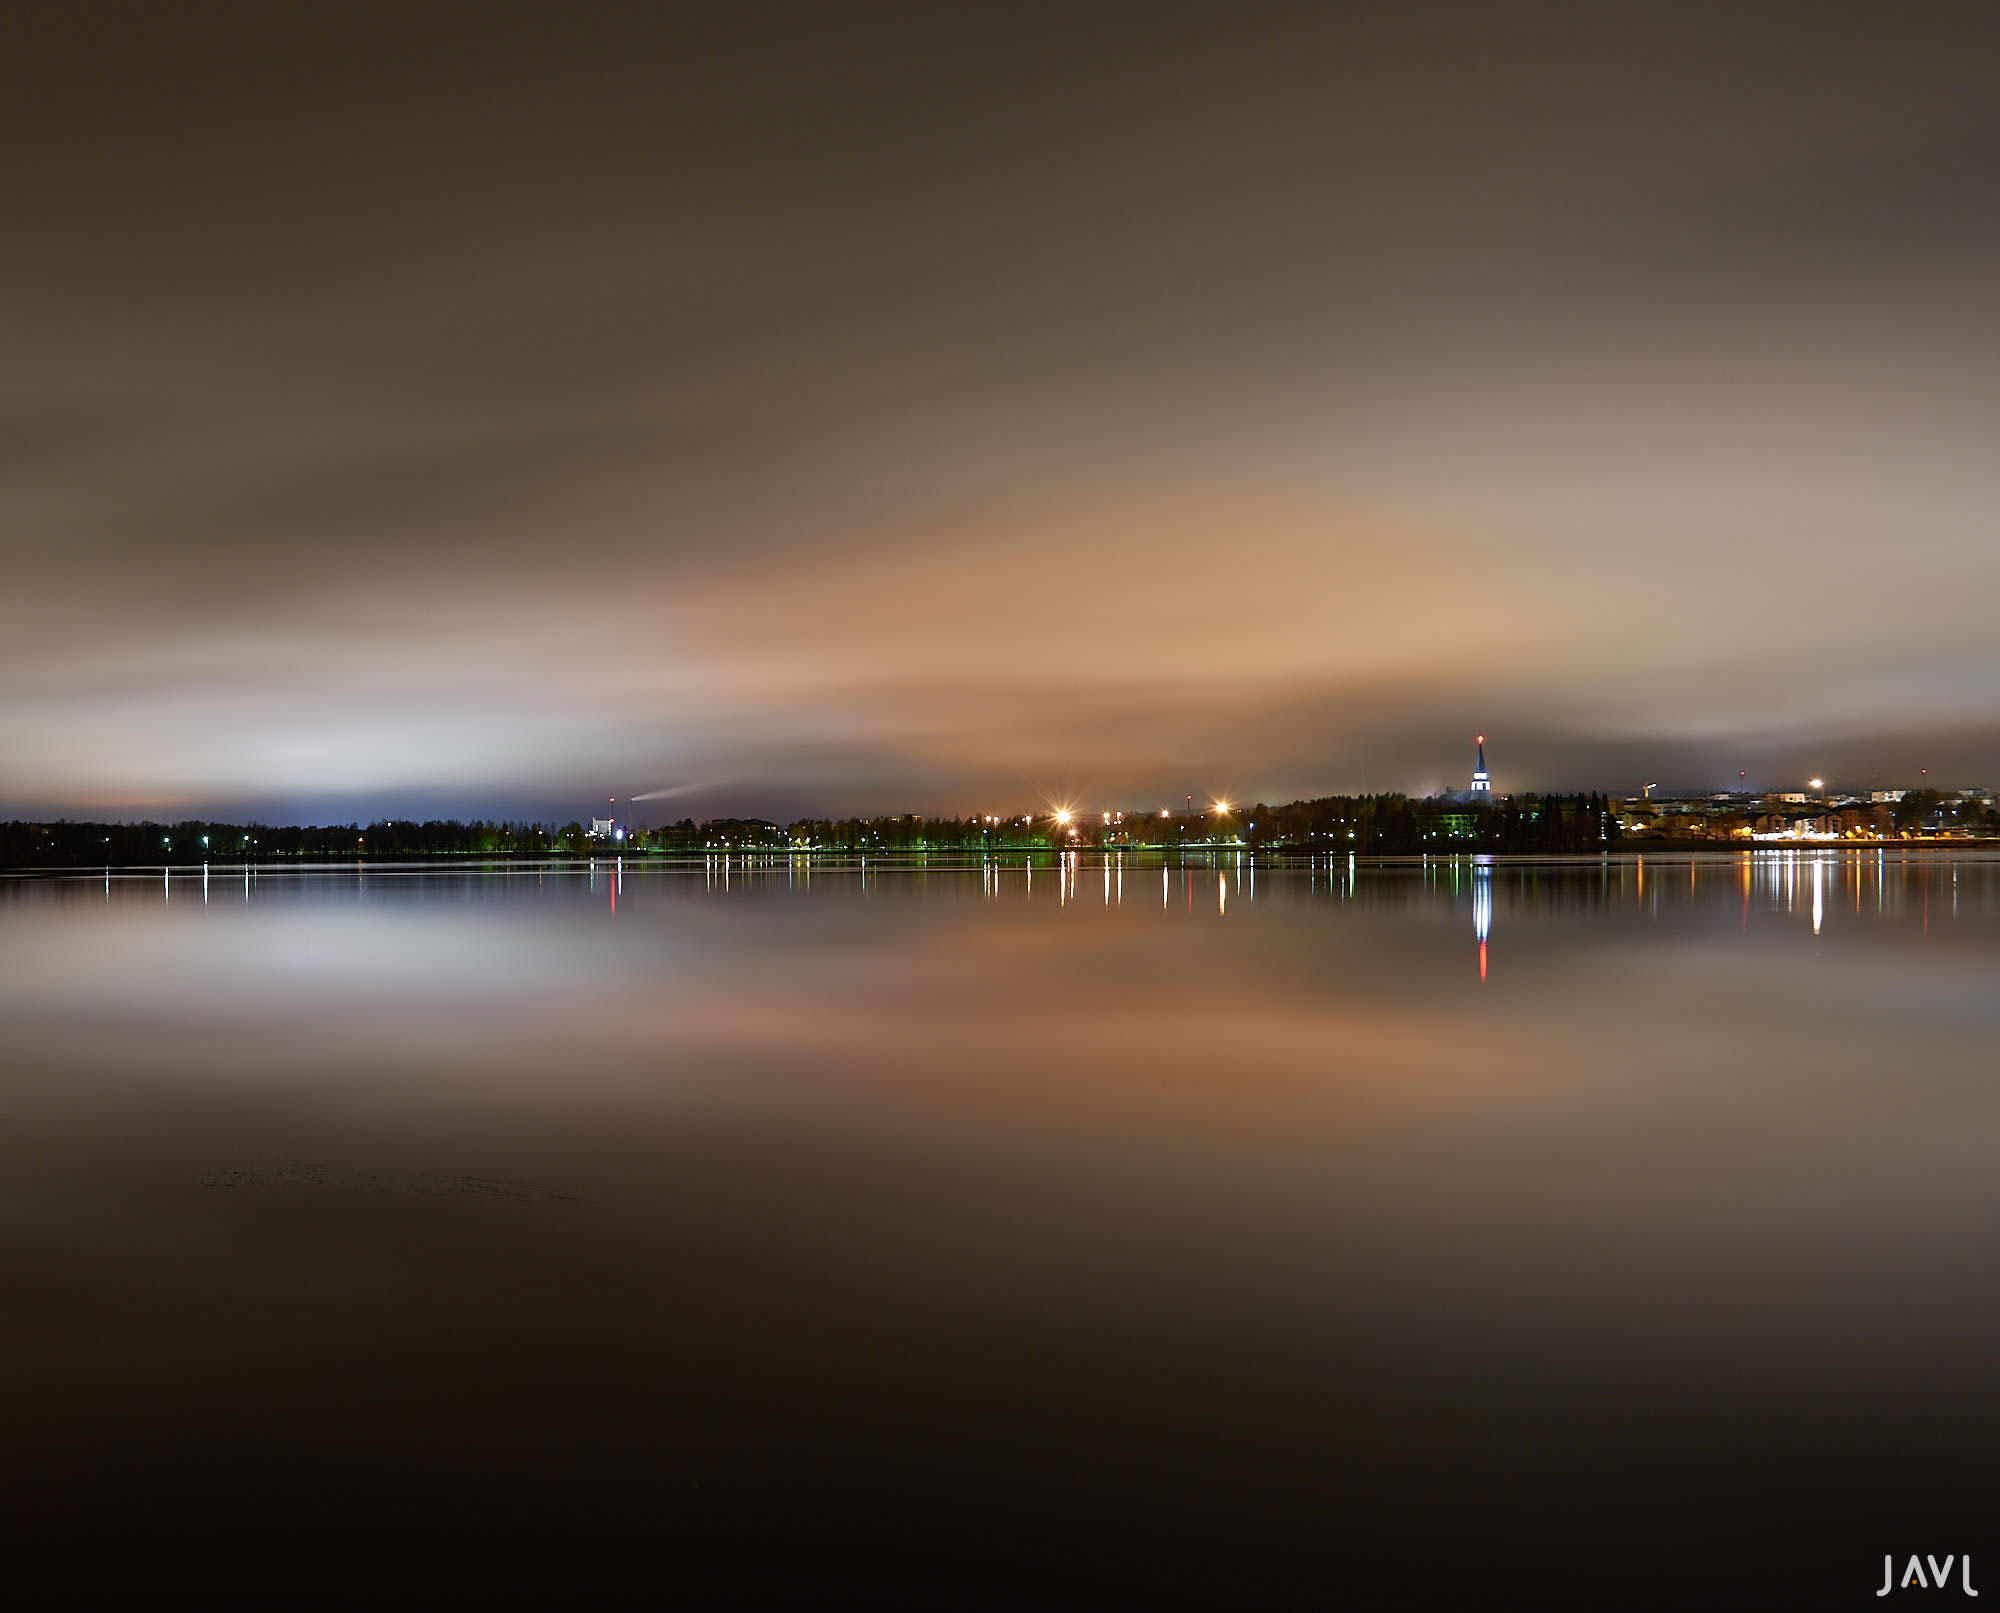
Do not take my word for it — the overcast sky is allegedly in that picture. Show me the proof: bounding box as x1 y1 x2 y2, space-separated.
5 2 1998 823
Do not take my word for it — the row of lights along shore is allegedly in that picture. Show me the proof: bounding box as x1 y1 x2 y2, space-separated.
1044 801 1233 841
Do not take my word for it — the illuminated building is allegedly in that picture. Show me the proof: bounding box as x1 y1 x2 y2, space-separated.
1468 734 1492 797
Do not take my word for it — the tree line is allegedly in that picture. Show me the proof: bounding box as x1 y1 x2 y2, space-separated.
3 795 1623 865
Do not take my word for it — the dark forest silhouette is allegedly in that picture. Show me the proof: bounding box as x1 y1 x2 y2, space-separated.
3 794 1631 864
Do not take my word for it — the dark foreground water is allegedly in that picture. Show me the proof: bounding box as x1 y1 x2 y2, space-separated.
2 851 1995 1598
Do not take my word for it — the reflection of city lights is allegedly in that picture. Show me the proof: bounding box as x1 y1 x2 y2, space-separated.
1473 865 1492 981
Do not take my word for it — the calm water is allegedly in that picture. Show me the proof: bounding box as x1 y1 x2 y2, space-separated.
3 851 1996 1594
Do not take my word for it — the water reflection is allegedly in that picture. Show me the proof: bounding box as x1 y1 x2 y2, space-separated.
0 850 1995 1589
1473 858 1492 981
23 846 1997 933
25 848 1996 958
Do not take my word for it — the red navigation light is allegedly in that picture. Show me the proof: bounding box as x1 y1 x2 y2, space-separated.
1475 733 1485 744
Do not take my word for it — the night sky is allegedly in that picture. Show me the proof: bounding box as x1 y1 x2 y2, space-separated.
6 3 1998 823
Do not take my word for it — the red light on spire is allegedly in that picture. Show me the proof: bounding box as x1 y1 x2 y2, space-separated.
1476 733 1485 744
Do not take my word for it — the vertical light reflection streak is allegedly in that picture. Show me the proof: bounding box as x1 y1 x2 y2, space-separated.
1473 861 1492 984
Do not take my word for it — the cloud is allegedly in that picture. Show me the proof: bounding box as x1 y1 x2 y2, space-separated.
628 783 715 803
3 6 1999 817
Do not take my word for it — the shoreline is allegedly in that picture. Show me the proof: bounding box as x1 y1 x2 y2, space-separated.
8 840 2000 876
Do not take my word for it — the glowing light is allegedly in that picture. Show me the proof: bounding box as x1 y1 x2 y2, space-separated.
1809 777 1824 790
1052 808 1073 826
1213 800 1232 815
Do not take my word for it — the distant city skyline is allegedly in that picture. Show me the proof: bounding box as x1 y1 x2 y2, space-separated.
9 744 1990 838
2 728 1990 829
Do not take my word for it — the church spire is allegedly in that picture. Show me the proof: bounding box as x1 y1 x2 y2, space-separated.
1470 734 1492 796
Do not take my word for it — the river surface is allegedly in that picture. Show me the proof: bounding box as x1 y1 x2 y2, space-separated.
2 851 1995 1595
